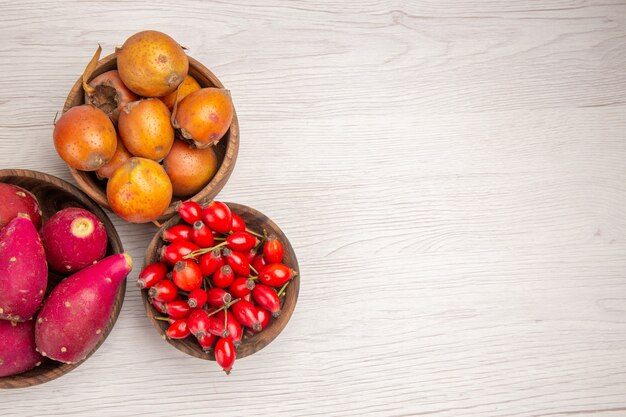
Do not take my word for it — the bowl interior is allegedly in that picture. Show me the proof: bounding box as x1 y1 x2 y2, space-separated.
64 53 240 223
0 169 125 389
142 202 300 360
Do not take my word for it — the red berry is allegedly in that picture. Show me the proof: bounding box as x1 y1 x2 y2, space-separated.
196 333 217 352
252 284 281 316
216 310 242 346
199 249 224 277
151 298 167 313
213 265 235 288
251 254 268 274
230 213 246 232
177 201 203 225
223 248 250 277
164 299 192 319
187 309 210 338
259 263 295 287
202 201 232 233
161 240 200 266
149 279 178 302
228 277 255 298
206 287 232 306
191 220 214 248
137 261 168 289
215 337 236 374
206 316 229 337
172 260 203 291
263 235 284 263
226 231 257 252
163 224 192 243
231 299 261 331
167 319 190 339
257 307 271 331
245 248 257 263
187 288 208 308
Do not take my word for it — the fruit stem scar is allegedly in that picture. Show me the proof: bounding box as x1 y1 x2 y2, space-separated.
71 217 95 238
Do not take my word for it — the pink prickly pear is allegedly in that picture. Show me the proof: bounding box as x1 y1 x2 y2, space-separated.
35 253 132 364
0 215 48 322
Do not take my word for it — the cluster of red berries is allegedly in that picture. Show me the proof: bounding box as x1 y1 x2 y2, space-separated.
137 200 297 374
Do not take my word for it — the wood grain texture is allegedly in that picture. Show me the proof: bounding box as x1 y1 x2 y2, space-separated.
0 0 625 415
142 202 300 360
0 169 125 389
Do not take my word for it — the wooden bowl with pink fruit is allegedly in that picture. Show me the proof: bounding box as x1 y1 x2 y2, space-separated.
0 169 130 389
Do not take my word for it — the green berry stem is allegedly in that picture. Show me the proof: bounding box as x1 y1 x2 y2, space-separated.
246 228 263 239
277 281 290 297
183 241 228 259
206 298 240 317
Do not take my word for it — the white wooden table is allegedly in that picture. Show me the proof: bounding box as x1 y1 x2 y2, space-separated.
2 1 626 416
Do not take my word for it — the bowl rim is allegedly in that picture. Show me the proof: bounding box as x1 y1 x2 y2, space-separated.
63 53 240 224
0 168 126 389
141 202 300 361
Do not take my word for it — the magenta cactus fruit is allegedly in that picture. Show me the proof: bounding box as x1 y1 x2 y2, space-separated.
35 253 132 364
0 183 42 230
0 319 44 377
41 207 108 274
0 216 48 322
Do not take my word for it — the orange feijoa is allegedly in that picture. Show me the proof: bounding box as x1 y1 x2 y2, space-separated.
96 138 132 179
106 157 173 223
163 139 219 197
53 105 117 171
84 70 139 124
117 30 188 97
160 75 201 111
118 99 174 161
173 88 233 149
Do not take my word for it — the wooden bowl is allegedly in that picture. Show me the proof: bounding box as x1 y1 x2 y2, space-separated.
62 53 240 224
0 169 125 389
142 203 300 361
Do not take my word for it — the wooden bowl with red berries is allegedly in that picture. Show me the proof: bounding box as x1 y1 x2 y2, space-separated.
140 201 299 373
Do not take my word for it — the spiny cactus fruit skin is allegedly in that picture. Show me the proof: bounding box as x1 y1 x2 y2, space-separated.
0 215 48 322
40 207 108 274
0 319 44 377
35 253 132 364
0 183 42 230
